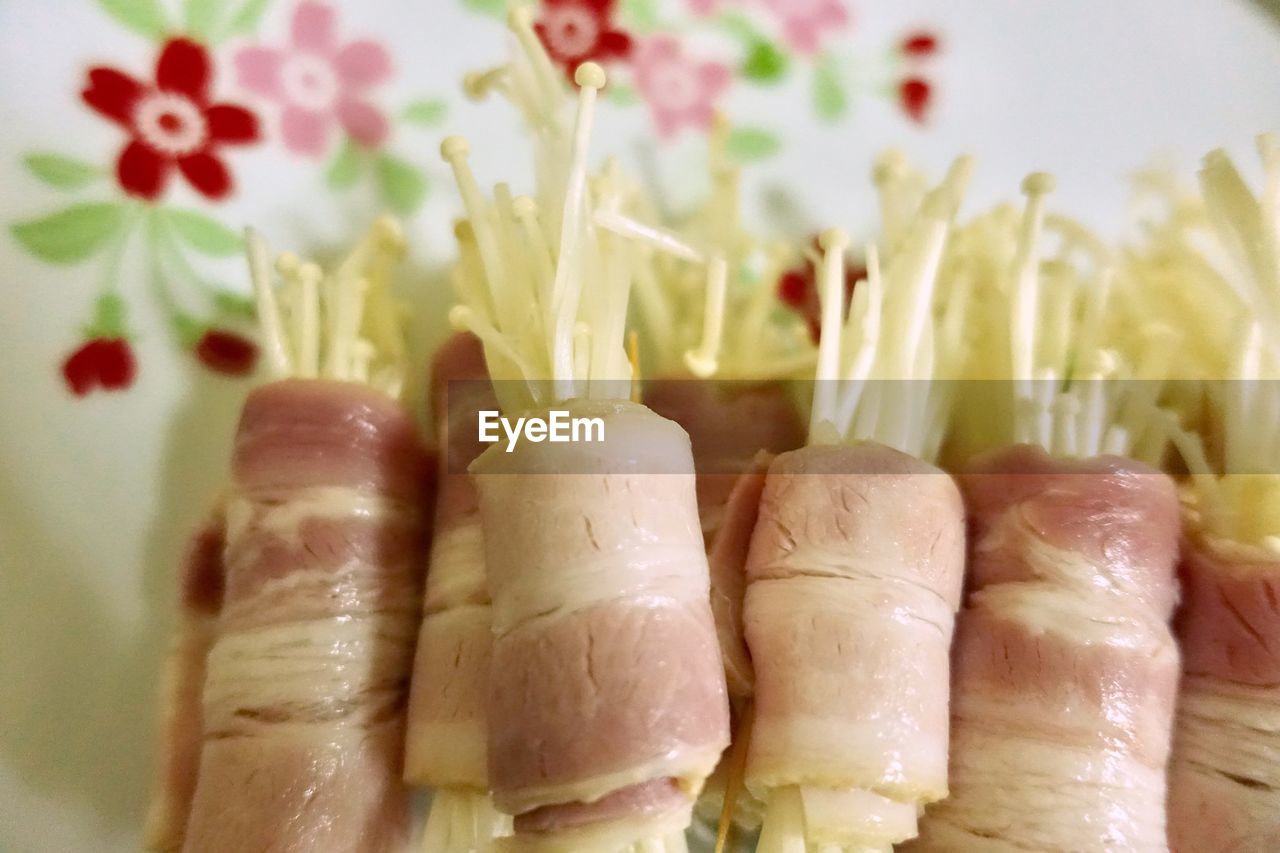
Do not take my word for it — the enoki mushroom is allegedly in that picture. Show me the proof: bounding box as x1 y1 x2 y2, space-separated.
806 154 972 458
245 215 408 398
438 24 718 853
1155 138 1280 553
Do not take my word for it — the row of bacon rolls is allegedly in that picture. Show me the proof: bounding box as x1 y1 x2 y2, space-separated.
142 9 1279 851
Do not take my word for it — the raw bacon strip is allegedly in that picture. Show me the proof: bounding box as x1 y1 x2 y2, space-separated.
910 444 1181 853
1148 144 1280 853
741 442 964 846
706 452 772 698
474 399 731 847
1167 536 1280 852
143 512 226 852
181 379 427 853
726 192 969 849
440 39 732 847
690 455 772 838
515 778 690 835
405 332 498 789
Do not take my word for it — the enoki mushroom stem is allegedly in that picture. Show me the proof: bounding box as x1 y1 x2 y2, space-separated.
757 786 806 853
805 156 968 459
998 170 1182 463
245 222 407 398
421 788 510 853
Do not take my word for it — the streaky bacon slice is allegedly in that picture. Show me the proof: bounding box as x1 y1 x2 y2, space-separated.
514 778 688 834
1168 534 1280 852
143 511 226 852
707 451 773 699
742 442 965 847
1176 539 1280 686
406 332 498 788
474 398 730 846
232 378 425 501
181 378 428 853
910 444 1181 853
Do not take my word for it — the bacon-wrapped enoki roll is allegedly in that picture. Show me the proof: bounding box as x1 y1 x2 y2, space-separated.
440 45 730 848
406 331 510 848
474 399 730 850
745 443 964 851
1158 143 1280 852
735 154 971 850
172 219 430 852
912 174 1182 852
910 447 1180 851
144 513 225 851
1169 513 1280 852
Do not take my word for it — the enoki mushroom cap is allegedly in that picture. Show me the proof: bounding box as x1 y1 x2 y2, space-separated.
574 61 607 90
440 134 470 163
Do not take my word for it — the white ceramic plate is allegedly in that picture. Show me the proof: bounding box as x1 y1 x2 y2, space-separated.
1 1 1277 850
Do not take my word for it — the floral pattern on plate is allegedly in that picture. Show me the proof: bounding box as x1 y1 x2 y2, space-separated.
9 0 450 397
10 0 942 397
466 0 943 158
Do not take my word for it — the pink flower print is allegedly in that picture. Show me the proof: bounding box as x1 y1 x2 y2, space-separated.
633 37 730 139
234 1 393 156
685 0 725 15
761 0 849 55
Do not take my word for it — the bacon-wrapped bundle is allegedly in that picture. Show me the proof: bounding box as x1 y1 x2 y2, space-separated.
473 398 731 850
1168 528 1280 852
1138 143 1280 853
406 333 494 785
911 445 1181 852
742 442 965 849
180 379 428 852
405 332 511 846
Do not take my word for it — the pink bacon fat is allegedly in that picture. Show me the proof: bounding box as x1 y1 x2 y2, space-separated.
742 443 965 814
910 444 1181 853
406 332 497 787
643 378 804 547
1176 535 1280 686
232 377 427 501
144 513 226 852
182 378 427 853
1168 531 1280 852
473 398 730 845
707 452 773 698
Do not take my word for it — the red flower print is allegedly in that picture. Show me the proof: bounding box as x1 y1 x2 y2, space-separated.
82 38 260 201
534 0 633 80
898 77 932 124
900 30 940 57
235 2 394 156
193 329 259 376
777 269 810 310
777 240 864 343
62 338 137 396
